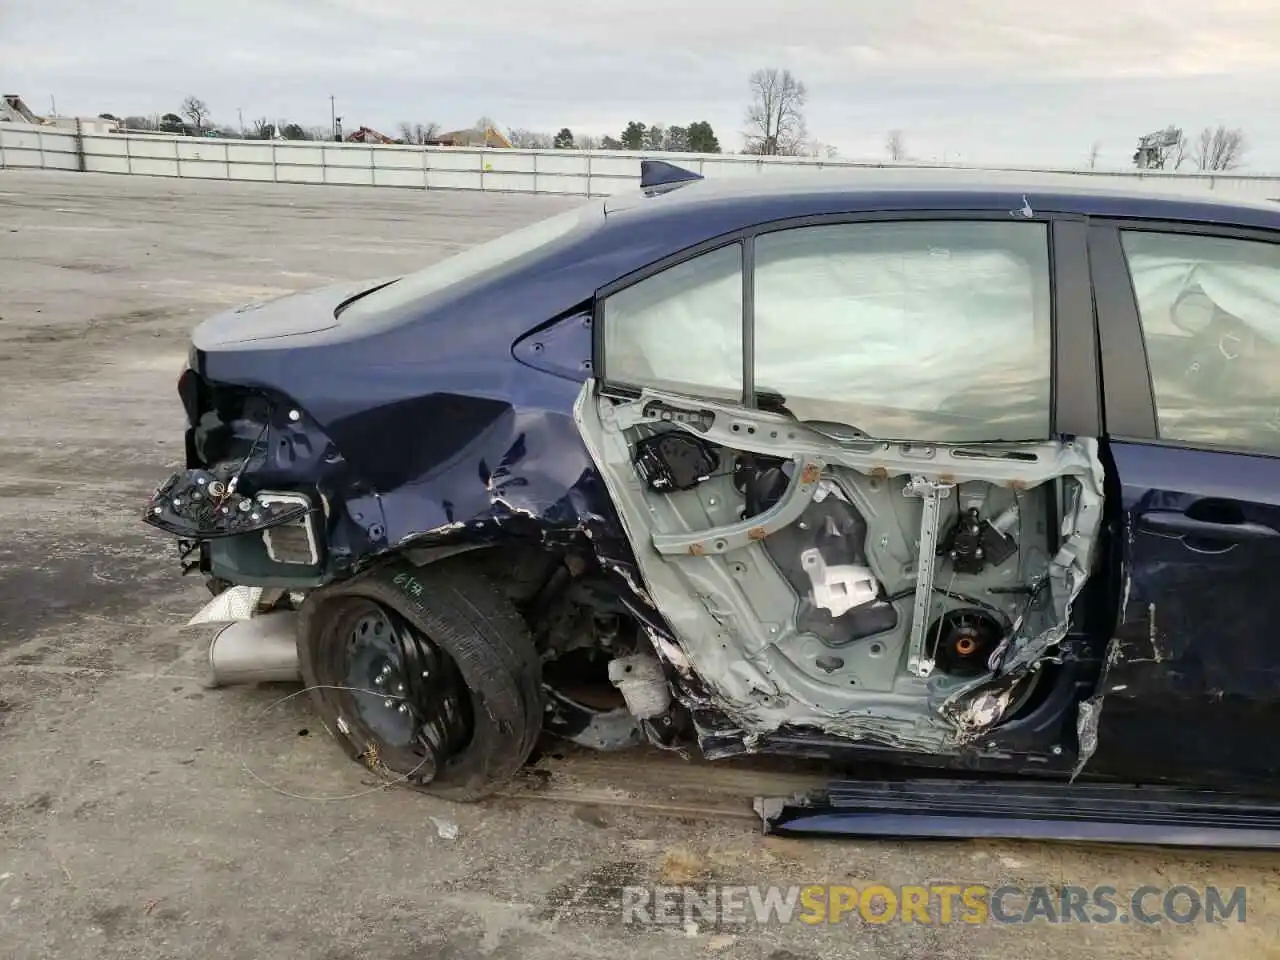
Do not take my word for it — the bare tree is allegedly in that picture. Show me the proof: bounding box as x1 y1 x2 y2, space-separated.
397 121 442 144
180 96 210 132
577 133 600 150
744 67 807 156
1087 141 1101 170
506 128 554 149
1193 125 1247 171
885 130 907 161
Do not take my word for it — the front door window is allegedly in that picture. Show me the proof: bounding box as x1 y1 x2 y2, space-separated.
1121 229 1280 453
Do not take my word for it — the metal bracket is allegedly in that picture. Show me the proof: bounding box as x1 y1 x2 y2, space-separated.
801 549 878 617
651 457 825 556
903 476 954 678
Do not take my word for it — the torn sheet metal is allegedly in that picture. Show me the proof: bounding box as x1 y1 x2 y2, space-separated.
939 439 1106 739
188 585 264 624
167 370 660 626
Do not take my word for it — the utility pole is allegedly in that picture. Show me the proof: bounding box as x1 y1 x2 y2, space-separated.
49 94 57 117
330 95 336 140
237 107 244 137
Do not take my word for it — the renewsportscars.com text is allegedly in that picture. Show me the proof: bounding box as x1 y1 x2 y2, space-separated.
621 884 1247 926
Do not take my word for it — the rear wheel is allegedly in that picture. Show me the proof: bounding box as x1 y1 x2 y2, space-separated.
297 558 542 801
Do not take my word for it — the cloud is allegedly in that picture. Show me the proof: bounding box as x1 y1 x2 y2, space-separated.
328 0 1280 77
2 0 1277 168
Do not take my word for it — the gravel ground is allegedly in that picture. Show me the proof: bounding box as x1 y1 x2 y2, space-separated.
1 169 1278 960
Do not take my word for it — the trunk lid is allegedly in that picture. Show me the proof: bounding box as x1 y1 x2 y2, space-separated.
192 278 395 350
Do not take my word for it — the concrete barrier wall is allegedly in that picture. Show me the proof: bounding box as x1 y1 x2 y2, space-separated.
0 124 82 172
4 121 1280 203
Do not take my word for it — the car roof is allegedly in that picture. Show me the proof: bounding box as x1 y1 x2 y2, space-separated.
603 167 1280 231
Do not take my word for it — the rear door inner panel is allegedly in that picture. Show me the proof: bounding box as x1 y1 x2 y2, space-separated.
575 384 1105 753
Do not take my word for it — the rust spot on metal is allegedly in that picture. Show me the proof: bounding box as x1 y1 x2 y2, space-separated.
938 473 956 484
1007 478 1027 490
869 466 889 479
747 526 768 541
689 543 706 556
800 463 821 484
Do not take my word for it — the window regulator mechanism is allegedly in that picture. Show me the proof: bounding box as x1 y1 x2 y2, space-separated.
903 476 954 678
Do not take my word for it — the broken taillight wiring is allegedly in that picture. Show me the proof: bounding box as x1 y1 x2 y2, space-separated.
215 415 272 511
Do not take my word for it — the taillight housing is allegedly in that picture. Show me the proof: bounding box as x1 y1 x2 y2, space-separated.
177 367 202 426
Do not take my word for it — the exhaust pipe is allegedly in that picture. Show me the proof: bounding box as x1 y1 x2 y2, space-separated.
208 610 301 687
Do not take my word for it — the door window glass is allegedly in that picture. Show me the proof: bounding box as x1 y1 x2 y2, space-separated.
601 243 743 399
753 221 1052 441
1122 230 1280 453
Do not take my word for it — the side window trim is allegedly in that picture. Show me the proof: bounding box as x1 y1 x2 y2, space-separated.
741 234 756 406
1051 219 1101 437
1087 223 1159 438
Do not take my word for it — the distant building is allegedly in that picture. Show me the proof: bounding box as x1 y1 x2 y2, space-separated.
345 126 396 144
0 94 41 123
46 116 120 135
426 126 512 148
1 94 119 133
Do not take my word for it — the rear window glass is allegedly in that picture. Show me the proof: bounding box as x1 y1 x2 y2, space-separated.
340 201 600 322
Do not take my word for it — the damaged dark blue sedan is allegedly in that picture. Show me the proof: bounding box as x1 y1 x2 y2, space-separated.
144 162 1280 844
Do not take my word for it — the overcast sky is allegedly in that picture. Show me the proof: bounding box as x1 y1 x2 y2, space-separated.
4 1 1279 170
